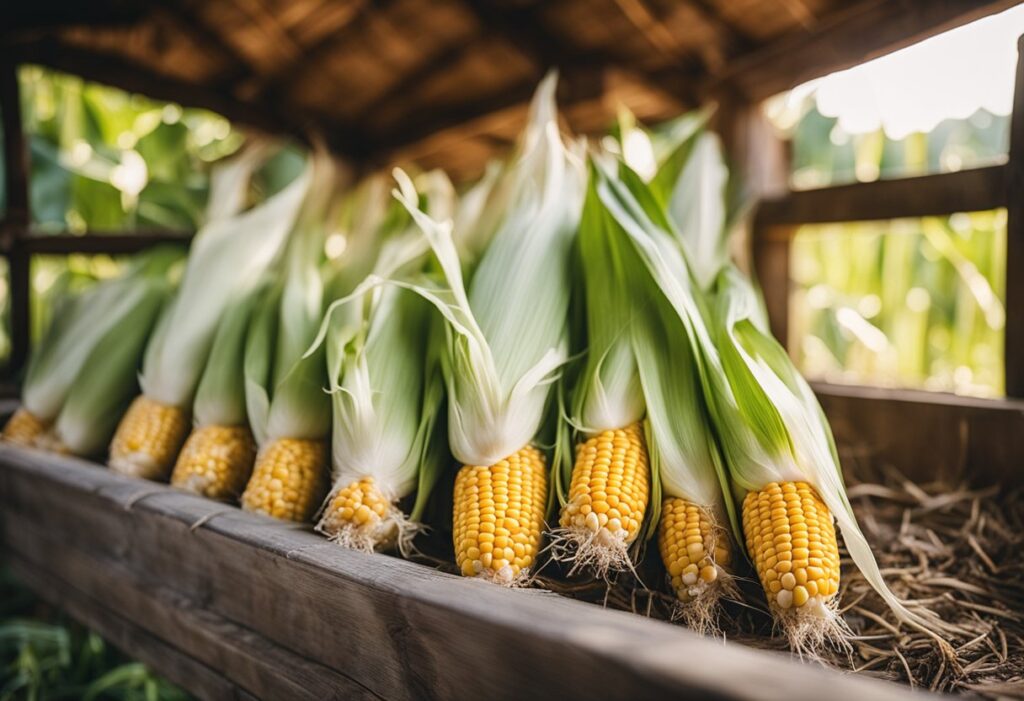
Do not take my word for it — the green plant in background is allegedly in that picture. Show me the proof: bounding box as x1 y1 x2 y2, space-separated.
0 66 247 362
769 94 1009 398
0 567 191 700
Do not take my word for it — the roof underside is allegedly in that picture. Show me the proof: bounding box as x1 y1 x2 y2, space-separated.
1 0 1017 179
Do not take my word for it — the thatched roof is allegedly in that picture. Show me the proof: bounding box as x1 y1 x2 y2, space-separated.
2 0 1016 179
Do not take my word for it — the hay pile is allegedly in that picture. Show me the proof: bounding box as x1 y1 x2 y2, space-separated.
412 462 1024 696
538 467 1024 697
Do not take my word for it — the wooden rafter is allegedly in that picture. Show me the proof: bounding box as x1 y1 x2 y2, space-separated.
711 0 1023 101
159 1 252 86
238 0 373 101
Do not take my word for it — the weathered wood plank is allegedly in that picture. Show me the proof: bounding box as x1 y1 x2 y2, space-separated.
0 446 918 701
4 519 375 700
7 554 260 701
756 165 1007 231
813 382 1024 486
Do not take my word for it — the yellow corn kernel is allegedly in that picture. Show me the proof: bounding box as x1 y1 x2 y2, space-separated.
2 408 50 447
559 423 649 546
171 425 256 501
109 396 190 480
241 438 328 522
453 445 547 584
318 476 399 549
742 481 840 613
658 497 732 602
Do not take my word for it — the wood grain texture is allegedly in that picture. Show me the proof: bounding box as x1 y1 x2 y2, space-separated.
756 165 1008 230
813 382 1024 486
0 446 919 701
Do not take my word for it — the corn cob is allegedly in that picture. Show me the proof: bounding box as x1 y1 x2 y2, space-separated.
742 481 841 616
454 445 548 584
2 408 50 447
171 425 257 500
241 438 329 522
556 424 649 572
658 497 733 608
319 477 401 550
109 396 190 480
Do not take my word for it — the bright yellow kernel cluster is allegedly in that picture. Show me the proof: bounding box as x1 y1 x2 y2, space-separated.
319 476 393 536
453 445 547 583
241 438 328 522
658 498 732 602
560 423 649 545
2 408 49 447
170 425 256 500
109 396 190 480
742 481 841 611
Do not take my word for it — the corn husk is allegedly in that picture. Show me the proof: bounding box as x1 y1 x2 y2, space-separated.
585 157 736 629
45 248 183 456
392 73 585 470
313 171 452 553
244 151 341 448
138 142 311 412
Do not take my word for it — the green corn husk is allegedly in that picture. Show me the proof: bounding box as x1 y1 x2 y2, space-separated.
244 151 340 450
137 141 311 412
45 248 183 456
549 160 649 576
593 145 959 652
7 248 179 445
107 141 312 479
389 73 586 584
314 171 452 553
584 159 736 630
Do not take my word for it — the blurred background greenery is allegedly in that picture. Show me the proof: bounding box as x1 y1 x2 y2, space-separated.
0 66 244 363
766 96 1008 397
1 566 191 700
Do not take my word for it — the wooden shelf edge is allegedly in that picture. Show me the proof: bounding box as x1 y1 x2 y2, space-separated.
813 382 1024 486
0 446 917 701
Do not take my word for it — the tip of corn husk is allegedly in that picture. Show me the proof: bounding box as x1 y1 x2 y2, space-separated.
548 525 636 580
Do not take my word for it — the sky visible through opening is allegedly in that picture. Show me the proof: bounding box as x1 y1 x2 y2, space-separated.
767 5 1024 137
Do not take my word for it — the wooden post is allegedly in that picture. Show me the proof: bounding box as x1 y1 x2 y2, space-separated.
0 57 30 377
1006 36 1024 397
717 90 792 346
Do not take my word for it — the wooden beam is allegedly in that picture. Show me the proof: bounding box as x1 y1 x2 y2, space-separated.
755 165 1008 232
365 0 696 155
1 57 31 376
238 0 373 102
0 57 29 230
719 93 791 344
357 40 476 122
1005 35 1024 398
0 448 918 701
813 382 1024 486
713 0 1022 102
21 231 193 255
